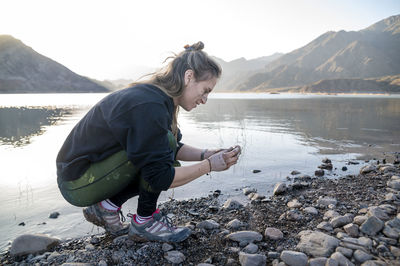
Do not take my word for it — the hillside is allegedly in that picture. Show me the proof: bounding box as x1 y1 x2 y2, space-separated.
236 14 400 92
212 53 283 91
0 35 109 93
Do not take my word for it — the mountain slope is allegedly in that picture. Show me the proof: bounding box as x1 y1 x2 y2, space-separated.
0 35 109 93
238 14 400 91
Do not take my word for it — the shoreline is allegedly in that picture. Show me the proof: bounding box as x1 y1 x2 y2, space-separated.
2 153 399 265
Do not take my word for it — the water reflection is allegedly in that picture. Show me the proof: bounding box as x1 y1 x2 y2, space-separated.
187 97 400 156
0 107 70 146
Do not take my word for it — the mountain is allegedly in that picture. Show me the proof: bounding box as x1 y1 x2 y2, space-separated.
0 35 109 93
236 14 400 92
212 53 283 91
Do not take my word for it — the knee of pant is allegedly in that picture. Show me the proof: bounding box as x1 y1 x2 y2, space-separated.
139 177 163 193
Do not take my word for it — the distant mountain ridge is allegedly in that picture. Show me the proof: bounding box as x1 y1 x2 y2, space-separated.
0 35 109 93
235 14 400 92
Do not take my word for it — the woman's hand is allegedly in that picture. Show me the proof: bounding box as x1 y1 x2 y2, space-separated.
207 145 241 172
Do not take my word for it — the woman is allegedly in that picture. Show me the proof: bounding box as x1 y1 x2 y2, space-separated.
56 42 241 243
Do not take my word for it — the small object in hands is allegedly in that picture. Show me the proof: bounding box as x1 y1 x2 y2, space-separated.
253 170 261 173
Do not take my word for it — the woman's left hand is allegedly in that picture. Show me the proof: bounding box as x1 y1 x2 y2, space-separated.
203 146 241 159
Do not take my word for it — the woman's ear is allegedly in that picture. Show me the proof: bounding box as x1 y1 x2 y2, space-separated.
184 69 194 86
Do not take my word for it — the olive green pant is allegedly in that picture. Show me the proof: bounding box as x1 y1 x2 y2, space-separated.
57 131 179 208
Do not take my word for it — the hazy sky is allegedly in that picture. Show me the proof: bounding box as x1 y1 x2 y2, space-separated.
1 0 399 80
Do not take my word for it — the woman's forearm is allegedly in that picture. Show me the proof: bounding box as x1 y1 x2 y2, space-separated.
169 160 210 188
176 144 204 161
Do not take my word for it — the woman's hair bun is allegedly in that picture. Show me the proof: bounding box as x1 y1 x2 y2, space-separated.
184 41 204 51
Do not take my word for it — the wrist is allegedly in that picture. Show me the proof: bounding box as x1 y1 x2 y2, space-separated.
205 158 212 172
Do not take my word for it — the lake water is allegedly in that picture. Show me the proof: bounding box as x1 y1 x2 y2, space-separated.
1 93 400 252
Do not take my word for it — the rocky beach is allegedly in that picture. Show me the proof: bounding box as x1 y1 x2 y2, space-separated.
1 153 400 266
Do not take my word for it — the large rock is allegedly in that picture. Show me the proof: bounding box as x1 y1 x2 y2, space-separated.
367 206 391 221
273 182 287 195
280 250 308 266
330 252 355 266
10 234 60 257
296 230 340 257
331 214 353 228
360 216 384 236
226 231 263 244
223 199 243 210
360 165 376 174
264 227 283 240
238 252 267 266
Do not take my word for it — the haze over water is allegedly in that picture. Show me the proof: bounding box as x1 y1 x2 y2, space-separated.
0 92 400 252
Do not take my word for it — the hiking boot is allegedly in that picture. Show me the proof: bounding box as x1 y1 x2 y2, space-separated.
83 203 129 236
128 209 191 242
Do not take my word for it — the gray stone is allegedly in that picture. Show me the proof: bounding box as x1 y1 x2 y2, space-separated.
273 182 287 195
162 243 173 252
343 223 359 237
367 206 390 221
282 209 304 221
385 192 399 201
61 264 92 266
226 231 263 244
387 180 400 190
353 250 373 263
360 261 388 266
331 214 353 228
250 193 265 201
324 210 340 220
10 234 60 257
379 165 396 173
360 216 384 236
296 230 340 257
164 250 186 264
308 257 328 266
49 212 60 219
112 250 125 264
84 244 95 250
336 232 349 239
390 246 400 257
291 170 301 175
243 187 257 195
304 206 318 215
98 260 107 266
197 219 220 230
386 217 400 234
353 215 368 225
238 252 267 266
392 175 400 180
226 218 244 230
265 227 283 240
318 197 337 207
317 221 333 232
197 264 214 266
336 247 353 258
360 165 376 174
223 199 243 210
325 258 339 266
330 252 355 266
287 199 302 208
243 243 258 254
382 224 400 239
280 250 308 266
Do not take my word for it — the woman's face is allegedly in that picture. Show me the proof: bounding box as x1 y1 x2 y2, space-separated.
176 70 218 111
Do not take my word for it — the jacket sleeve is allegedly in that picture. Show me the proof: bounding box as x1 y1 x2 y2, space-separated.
107 102 175 191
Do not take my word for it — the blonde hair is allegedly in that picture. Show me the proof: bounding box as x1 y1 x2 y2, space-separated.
134 41 221 136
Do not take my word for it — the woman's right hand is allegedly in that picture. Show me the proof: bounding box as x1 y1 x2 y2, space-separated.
207 145 241 172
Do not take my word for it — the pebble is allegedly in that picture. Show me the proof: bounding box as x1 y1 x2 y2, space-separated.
367 206 390 221
303 206 318 215
318 197 337 207
280 250 308 266
315 169 325 177
296 230 340 257
226 218 244 230
317 221 333 232
197 219 220 230
287 199 302 208
335 246 353 258
238 252 267 266
242 243 258 254
164 250 186 264
360 165 376 174
242 187 256 195
330 214 353 228
353 250 373 263
291 170 301 175
353 215 368 225
162 243 173 252
265 227 283 240
325 258 339 266
273 182 287 195
223 199 243 210
330 252 355 266
49 212 60 219
343 223 359 237
324 210 340 220
226 231 263 244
